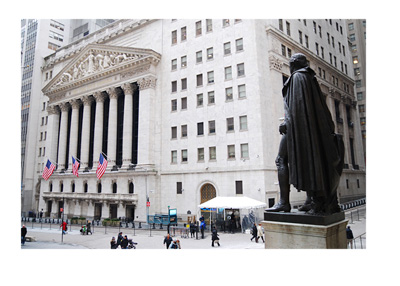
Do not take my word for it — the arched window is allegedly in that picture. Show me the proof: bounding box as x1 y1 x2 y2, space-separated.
97 183 102 193
200 183 216 204
84 182 88 193
71 183 75 193
60 182 64 193
49 182 53 192
113 182 117 194
129 182 134 194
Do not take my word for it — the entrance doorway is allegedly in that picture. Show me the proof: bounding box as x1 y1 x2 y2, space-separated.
46 200 52 217
110 204 118 219
126 205 135 222
200 183 217 226
94 203 102 220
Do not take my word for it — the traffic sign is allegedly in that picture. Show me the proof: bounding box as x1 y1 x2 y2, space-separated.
146 201 150 207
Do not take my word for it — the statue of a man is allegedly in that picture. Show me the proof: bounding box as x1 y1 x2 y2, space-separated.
266 53 344 215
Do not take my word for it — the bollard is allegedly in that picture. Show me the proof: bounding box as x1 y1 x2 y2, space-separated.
160 223 163 229
132 222 135 229
152 223 156 229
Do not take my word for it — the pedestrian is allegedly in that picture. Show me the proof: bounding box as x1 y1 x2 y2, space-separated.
110 237 117 249
86 221 92 235
211 227 220 247
21 225 27 245
257 224 265 243
250 223 258 242
190 221 196 238
121 235 129 249
170 239 181 249
163 233 173 249
200 220 206 239
117 232 123 248
60 221 68 234
346 226 354 249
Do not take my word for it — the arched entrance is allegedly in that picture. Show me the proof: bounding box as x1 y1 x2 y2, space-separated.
200 183 217 226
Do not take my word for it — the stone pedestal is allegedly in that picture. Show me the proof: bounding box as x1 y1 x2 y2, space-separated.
261 213 348 249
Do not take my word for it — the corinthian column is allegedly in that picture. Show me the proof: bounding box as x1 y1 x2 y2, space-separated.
46 105 60 166
57 102 70 171
121 83 136 169
81 95 93 171
107 87 119 170
68 99 82 170
93 91 106 167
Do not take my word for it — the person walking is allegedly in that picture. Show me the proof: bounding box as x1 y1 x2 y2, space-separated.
163 233 173 249
257 224 265 243
117 232 123 248
21 225 27 245
200 220 206 239
86 221 92 235
211 227 220 247
190 221 196 238
110 237 117 249
60 221 67 234
346 226 354 249
121 235 129 249
250 223 258 242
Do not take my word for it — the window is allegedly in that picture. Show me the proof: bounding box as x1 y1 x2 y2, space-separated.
315 43 319 56
49 30 64 42
181 149 188 162
206 19 213 32
225 66 232 80
196 21 202 36
239 115 248 130
240 143 249 159
181 56 187 68
171 150 177 163
357 92 363 101
228 145 235 159
207 71 214 84
197 93 203 107
351 44 357 53
360 117 366 125
181 125 187 138
177 182 183 194
223 19 230 27
224 42 231 55
237 63 245 77
353 56 359 64
348 23 354 30
97 183 102 193
171 59 177 70
209 147 216 160
181 78 187 90
298 30 303 44
318 25 322 38
356 80 362 88
281 44 286 57
305 35 309 48
359 104 365 113
207 47 213 60
227 117 234 132
334 56 337 68
196 74 203 86
196 51 202 63
225 87 233 101
235 181 243 194
321 47 324 59
84 183 88 193
171 99 177 111
208 91 215 105
313 21 316 33
171 81 177 92
327 32 330 44
181 26 187 41
236 85 246 100
209 120 216 134
198 148 205 161
354 68 360 76
236 38 243 52
197 122 204 136
279 19 283 31
286 21 291 36
50 19 64 31
181 97 187 110
171 30 177 44
171 126 177 139
112 182 117 194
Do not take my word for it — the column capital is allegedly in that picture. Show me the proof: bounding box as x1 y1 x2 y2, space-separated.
137 76 157 90
122 82 137 95
59 102 70 112
107 87 119 99
70 98 82 109
47 105 60 115
93 91 106 102
82 95 94 106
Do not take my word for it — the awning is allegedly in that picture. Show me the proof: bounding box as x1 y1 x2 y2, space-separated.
198 196 267 210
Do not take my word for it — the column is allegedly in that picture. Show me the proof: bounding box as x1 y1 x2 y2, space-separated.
137 76 157 165
117 202 125 219
101 202 110 220
93 91 106 167
57 102 70 171
107 87 119 169
45 105 60 166
86 200 95 221
68 99 81 170
121 83 135 168
81 95 93 171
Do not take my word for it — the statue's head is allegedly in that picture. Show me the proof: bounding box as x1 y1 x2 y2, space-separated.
289 53 308 74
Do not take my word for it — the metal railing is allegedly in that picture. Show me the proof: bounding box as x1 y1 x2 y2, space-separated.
348 232 366 249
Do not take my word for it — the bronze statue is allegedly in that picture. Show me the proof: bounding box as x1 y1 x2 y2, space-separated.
266 53 344 215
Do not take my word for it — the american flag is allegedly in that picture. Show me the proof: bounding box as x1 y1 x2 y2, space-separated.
42 159 56 181
72 156 79 177
96 153 108 179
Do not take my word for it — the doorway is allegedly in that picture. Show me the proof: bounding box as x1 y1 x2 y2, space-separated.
126 205 135 222
94 203 102 220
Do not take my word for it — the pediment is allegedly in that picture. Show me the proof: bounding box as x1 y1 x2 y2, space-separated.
42 44 161 96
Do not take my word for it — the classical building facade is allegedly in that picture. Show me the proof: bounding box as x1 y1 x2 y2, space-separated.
28 19 366 222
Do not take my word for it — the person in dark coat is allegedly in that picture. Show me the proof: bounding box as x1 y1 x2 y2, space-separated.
266 53 344 215
346 226 354 249
117 232 123 248
121 235 129 249
110 237 117 249
86 221 92 235
21 225 27 245
163 234 173 249
190 222 196 238
211 227 220 247
250 223 258 242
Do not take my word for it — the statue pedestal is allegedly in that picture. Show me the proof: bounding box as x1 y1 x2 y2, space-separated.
261 212 348 249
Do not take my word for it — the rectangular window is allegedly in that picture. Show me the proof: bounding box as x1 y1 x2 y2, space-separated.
171 150 177 163
196 74 203 86
238 84 246 98
298 30 303 44
172 59 177 70
197 122 204 135
208 91 215 105
197 93 203 107
206 19 213 32
181 56 187 68
209 146 216 160
207 71 214 84
225 87 233 101
171 99 177 111
209 120 216 134
228 145 235 159
236 38 243 52
181 149 188 162
171 126 177 139
241 143 249 159
281 44 286 57
181 97 187 110
181 26 187 41
225 66 232 80
239 115 248 130
235 180 243 194
196 51 203 63
181 78 187 90
279 19 283 31
196 21 202 36
305 35 309 48
237 63 245 77
357 92 363 101
286 21 291 36
181 125 187 138
227 117 234 132
177 182 183 194
223 19 230 27
171 81 177 92
315 43 319 56
198 148 205 161
224 42 231 55
207 47 213 60
171 30 177 44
